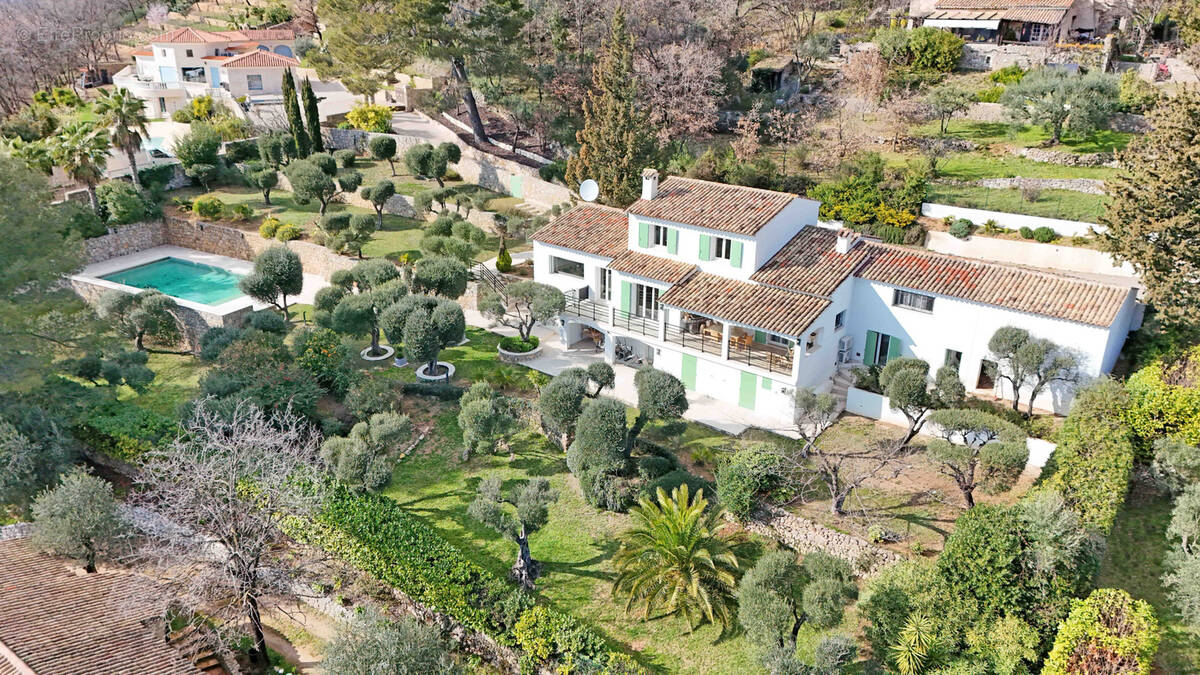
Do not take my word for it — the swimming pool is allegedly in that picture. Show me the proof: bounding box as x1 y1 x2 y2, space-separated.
101 257 245 305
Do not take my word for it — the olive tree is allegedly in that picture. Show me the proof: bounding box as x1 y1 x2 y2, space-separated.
626 367 688 455
244 164 278 205
321 609 461 675
537 366 613 451
738 551 808 657
879 357 965 445
927 408 1028 507
320 411 412 489
411 255 469 299
478 281 565 342
379 294 465 374
284 157 362 215
239 245 304 315
458 382 521 458
988 326 1079 414
367 135 398 176
31 467 124 573
316 259 406 357
468 476 557 588
96 289 180 350
1000 68 1119 145
360 179 395 229
0 410 76 514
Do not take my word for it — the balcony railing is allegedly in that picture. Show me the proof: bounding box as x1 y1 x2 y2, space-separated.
662 323 722 357
613 308 659 338
563 294 609 324
728 340 794 375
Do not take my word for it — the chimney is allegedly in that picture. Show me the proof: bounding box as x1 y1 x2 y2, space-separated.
641 168 659 200
835 228 858 255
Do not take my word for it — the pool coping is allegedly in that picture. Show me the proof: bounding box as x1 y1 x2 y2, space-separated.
72 246 260 316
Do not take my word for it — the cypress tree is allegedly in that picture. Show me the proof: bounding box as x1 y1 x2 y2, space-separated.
563 8 657 207
282 68 311 158
301 77 324 154
1100 89 1200 328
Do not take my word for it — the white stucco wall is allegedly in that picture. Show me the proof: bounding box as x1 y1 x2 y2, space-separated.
923 231 1137 279
654 343 799 418
532 242 613 299
921 202 1103 238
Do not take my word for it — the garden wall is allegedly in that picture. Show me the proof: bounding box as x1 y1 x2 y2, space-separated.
921 202 1102 236
923 230 1137 278
843 386 1056 468
739 505 904 575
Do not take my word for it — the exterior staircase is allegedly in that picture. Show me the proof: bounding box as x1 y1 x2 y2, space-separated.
167 624 227 674
829 367 857 414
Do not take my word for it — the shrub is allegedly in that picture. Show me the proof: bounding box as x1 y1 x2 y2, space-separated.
1126 347 1200 453
1032 226 1058 243
191 194 225 219
907 26 964 72
643 470 712 503
346 104 393 133
716 446 783 519
990 65 1026 84
949 218 973 239
275 223 303 241
1043 588 1159 675
228 202 254 222
344 374 405 420
224 138 259 163
538 160 566 184
637 456 674 480
74 401 177 460
334 148 357 168
496 241 513 272
976 86 1005 103
258 217 281 238
1019 226 1035 239
499 335 539 353
294 328 353 395
1119 69 1161 114
1020 184 1042 203
96 180 151 224
171 108 194 123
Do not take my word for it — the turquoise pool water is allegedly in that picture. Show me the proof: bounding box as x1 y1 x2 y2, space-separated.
101 257 245 306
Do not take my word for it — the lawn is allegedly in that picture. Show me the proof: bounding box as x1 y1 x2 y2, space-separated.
930 152 1117 182
916 121 1134 154
926 183 1106 223
1097 483 1200 674
117 351 206 417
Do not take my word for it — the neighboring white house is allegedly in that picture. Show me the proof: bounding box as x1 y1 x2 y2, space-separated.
113 26 300 117
531 171 1139 421
908 0 1102 43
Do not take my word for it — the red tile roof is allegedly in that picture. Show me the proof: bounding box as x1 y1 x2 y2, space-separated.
856 244 1131 327
627 177 798 236
608 251 696 284
660 272 830 337
0 538 204 675
533 204 629 258
150 27 295 44
219 50 300 68
751 226 871 296
132 49 153 57
935 0 1072 7
221 29 296 41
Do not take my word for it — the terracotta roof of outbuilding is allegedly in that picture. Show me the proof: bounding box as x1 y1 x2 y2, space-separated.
1001 7 1067 22
934 0 1072 8
627 177 798 236
219 50 300 68
752 226 871 296
855 244 1131 327
221 29 296 41
608 251 697 284
0 538 204 675
150 27 296 43
660 272 830 337
533 204 629 258
132 49 153 57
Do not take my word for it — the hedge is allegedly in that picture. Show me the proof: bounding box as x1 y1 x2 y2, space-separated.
282 488 635 672
1125 347 1200 456
74 402 177 460
1043 588 1160 675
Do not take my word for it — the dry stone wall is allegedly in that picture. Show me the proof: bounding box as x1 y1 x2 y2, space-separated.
740 505 904 575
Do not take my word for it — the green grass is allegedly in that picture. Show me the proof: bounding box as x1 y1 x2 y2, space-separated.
917 121 1134 154
117 351 206 417
1097 486 1200 673
926 184 1106 223
926 152 1118 182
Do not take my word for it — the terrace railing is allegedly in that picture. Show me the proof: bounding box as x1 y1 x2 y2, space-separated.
562 289 609 325
662 323 722 357
728 340 794 375
612 308 659 339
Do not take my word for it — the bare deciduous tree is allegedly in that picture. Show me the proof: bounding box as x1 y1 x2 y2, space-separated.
128 400 324 669
636 42 723 142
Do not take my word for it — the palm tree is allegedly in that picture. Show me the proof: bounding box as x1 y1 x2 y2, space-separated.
94 87 150 190
50 121 110 214
612 483 748 632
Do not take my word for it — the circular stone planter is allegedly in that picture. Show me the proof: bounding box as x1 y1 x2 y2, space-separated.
498 343 543 363
360 345 395 362
415 361 456 382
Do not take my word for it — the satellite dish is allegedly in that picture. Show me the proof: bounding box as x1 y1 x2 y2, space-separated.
579 179 599 202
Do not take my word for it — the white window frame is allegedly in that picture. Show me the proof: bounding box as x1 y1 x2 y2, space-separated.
768 333 793 348
551 256 585 279
599 267 612 301
635 283 660 320
893 288 935 313
834 310 845 331
246 74 263 91
713 237 732 260
1028 23 1053 42
653 224 669 247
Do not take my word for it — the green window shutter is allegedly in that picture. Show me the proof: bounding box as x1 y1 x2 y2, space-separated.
753 330 767 344
761 375 770 390
620 281 632 313
864 330 879 366
666 228 678 255
681 354 697 390
738 371 757 410
887 335 902 361
730 241 743 268
638 221 650 248
699 234 712 261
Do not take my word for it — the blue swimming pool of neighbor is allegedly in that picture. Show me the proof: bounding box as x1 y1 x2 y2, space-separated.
101 257 245 306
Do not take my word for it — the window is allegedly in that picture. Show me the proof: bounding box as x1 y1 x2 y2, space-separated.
161 49 167 57
874 333 894 365
1028 23 1053 42
552 257 585 278
945 349 963 372
803 330 820 354
635 284 660 320
653 225 669 247
893 289 935 312
185 49 193 57
713 237 732 260
246 74 263 91
834 310 845 330
599 268 612 301
181 67 205 83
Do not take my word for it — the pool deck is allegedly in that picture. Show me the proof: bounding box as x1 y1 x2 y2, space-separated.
73 246 328 316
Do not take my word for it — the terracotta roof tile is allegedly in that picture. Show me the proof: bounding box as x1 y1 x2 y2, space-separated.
627 177 797 236
0 539 205 675
751 226 870 296
660 272 830 337
533 204 628 258
220 29 296 41
1001 7 1067 22
220 50 300 68
856 244 1131 326
149 26 230 43
132 49 153 57
609 251 696 284
935 0 1072 8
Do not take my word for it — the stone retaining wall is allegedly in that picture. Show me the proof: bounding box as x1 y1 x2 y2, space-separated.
1011 146 1118 167
740 505 904 575
84 221 166 262
975 177 1106 195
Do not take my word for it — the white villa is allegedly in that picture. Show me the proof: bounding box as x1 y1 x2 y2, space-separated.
532 170 1140 420
113 26 300 117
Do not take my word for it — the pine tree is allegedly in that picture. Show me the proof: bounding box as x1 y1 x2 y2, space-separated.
282 68 311 158
1100 89 1200 328
564 8 658 207
301 77 324 154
